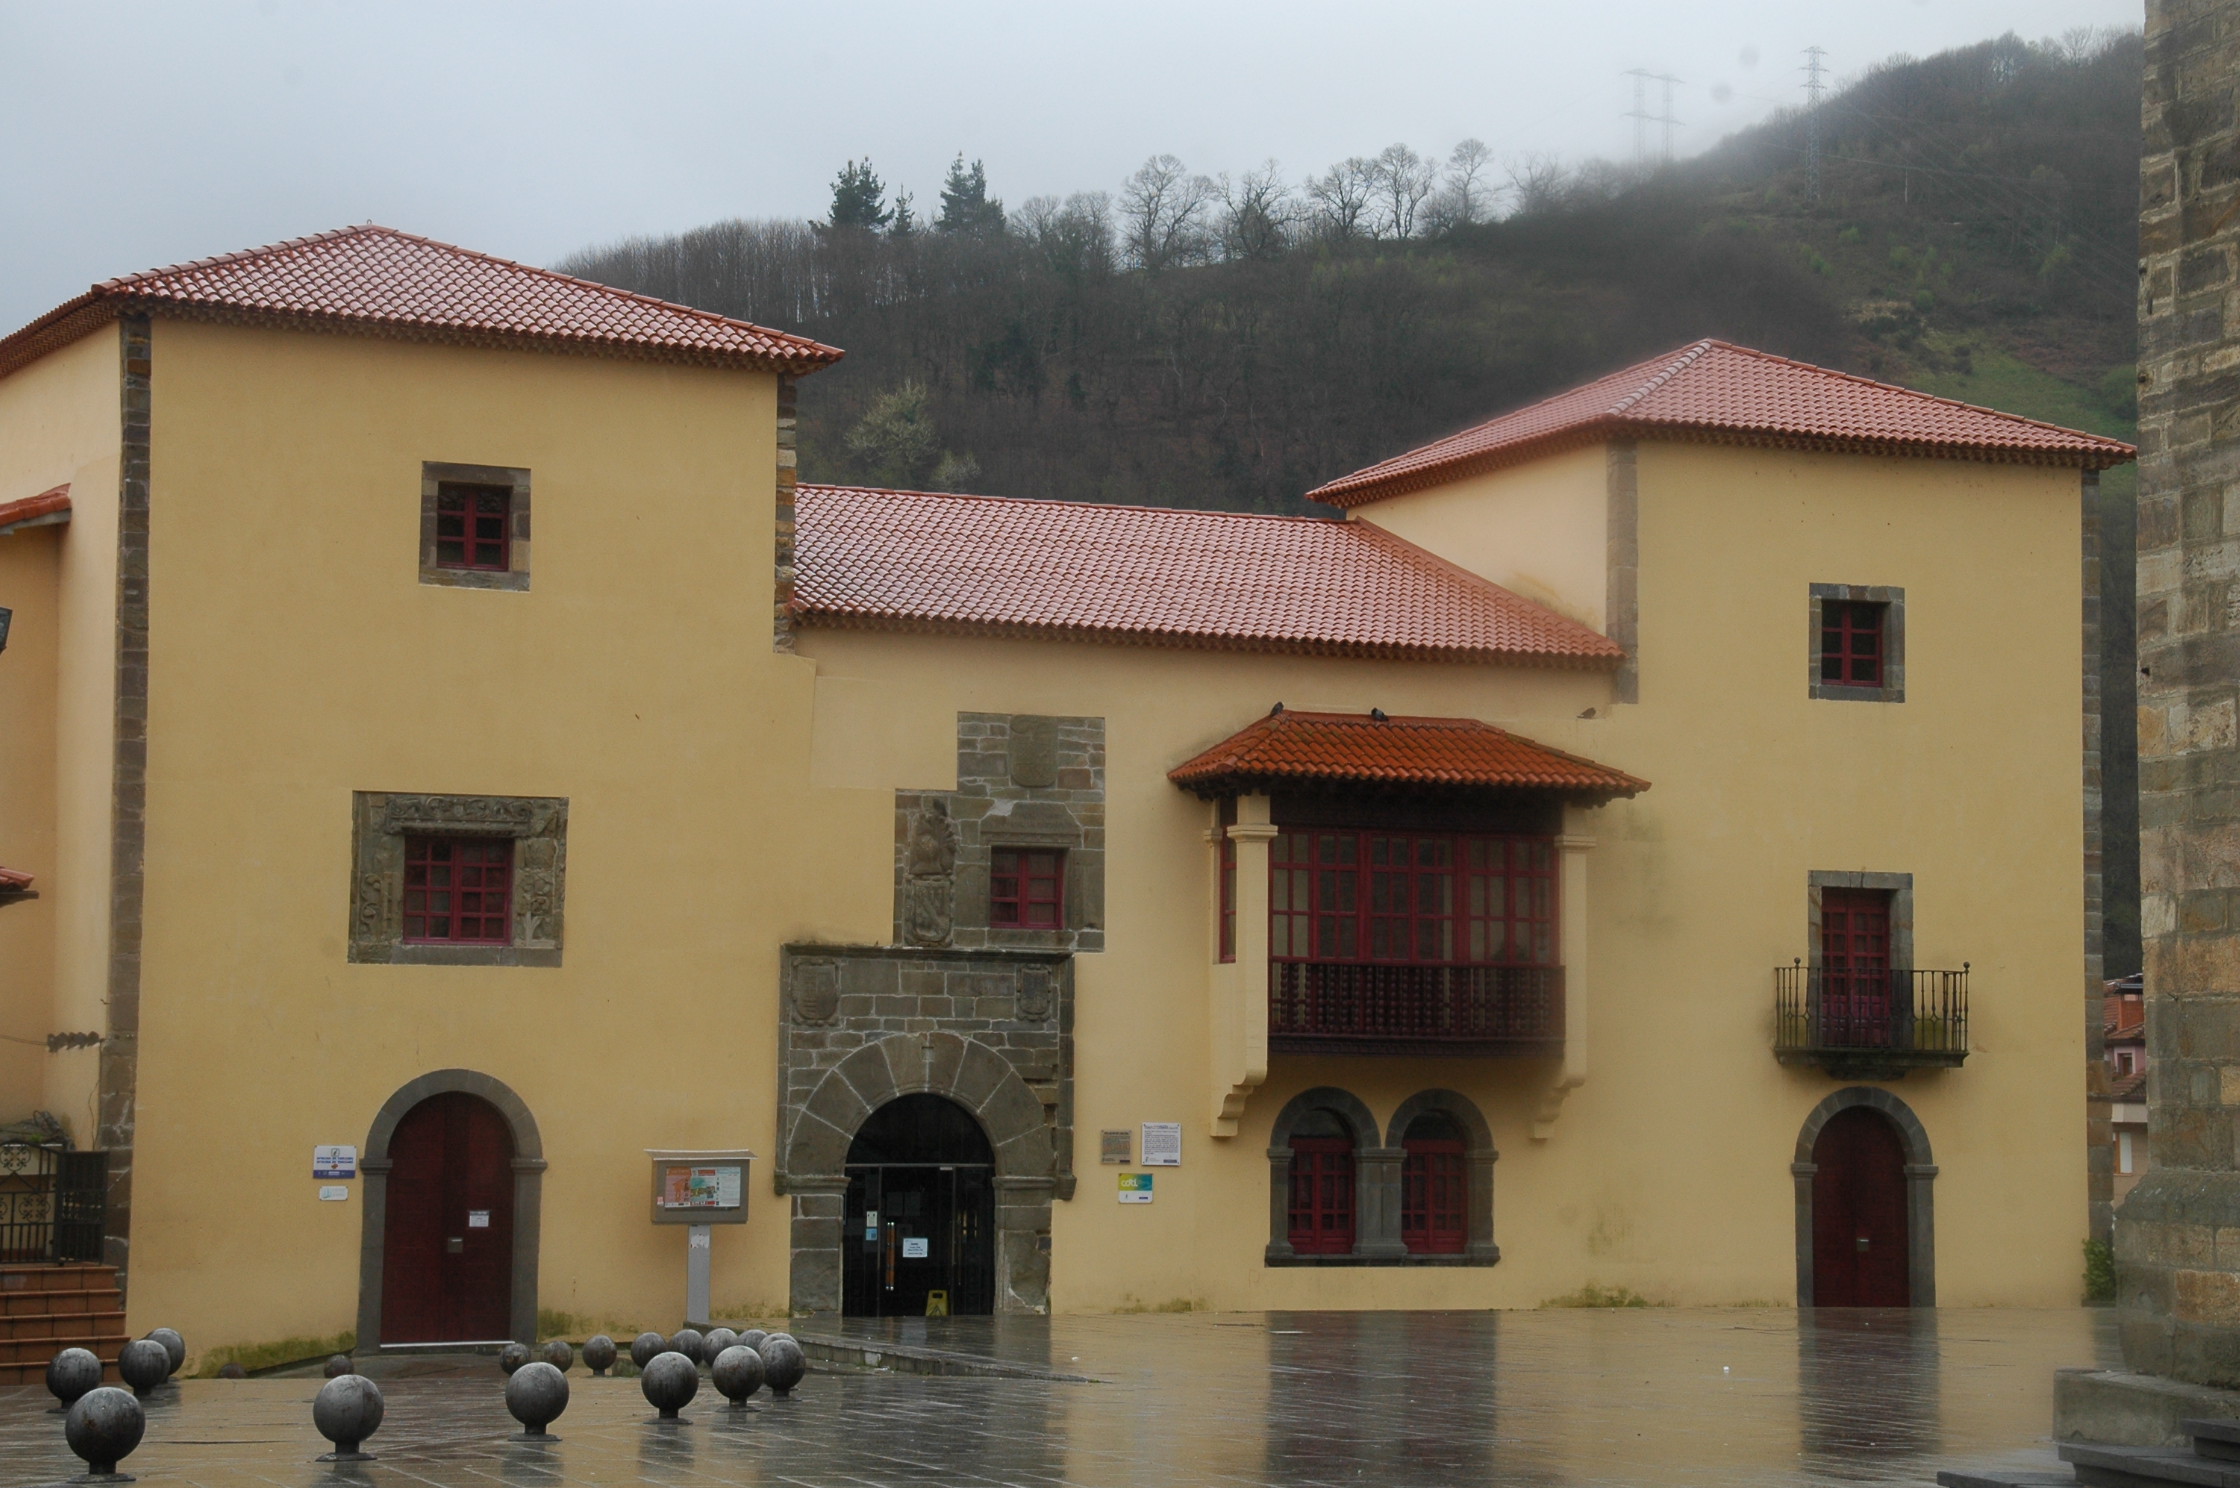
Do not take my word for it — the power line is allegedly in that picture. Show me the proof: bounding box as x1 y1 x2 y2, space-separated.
1624 69 1683 164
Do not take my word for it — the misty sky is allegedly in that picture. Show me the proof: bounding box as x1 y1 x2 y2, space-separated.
1 0 2141 332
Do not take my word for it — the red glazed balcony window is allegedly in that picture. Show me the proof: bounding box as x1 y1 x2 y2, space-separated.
435 482 512 572
402 836 513 944
1271 830 1555 967
1287 1136 1355 1254
1819 600 1886 688
991 848 1065 928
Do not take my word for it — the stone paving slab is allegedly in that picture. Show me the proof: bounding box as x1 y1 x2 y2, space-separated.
0 1309 2117 1488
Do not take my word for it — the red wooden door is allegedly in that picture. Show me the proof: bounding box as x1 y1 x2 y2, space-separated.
1821 889 1894 1046
1287 1137 1356 1254
1811 1107 1910 1306
381 1093 515 1342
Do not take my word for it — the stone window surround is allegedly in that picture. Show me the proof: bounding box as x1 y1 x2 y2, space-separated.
420 461 531 592
1790 1085 1936 1306
1263 1086 1500 1267
1806 870 1914 971
1809 583 1906 703
349 793 567 966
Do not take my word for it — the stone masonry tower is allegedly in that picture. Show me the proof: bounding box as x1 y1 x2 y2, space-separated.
2124 0 2240 1387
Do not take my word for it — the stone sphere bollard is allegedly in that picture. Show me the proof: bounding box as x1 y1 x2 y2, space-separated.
538 1339 573 1373
736 1328 768 1352
582 1334 617 1376
215 1363 247 1380
505 1360 570 1438
323 1354 353 1379
498 1341 532 1375
629 1331 666 1369
64 1386 146 1478
46 1347 103 1413
117 1339 171 1397
710 1344 765 1406
313 1373 386 1461
639 1351 698 1421
701 1327 738 1360
669 1328 705 1365
758 1335 806 1396
143 1329 185 1378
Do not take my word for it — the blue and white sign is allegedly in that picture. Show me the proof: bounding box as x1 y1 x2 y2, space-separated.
313 1145 357 1179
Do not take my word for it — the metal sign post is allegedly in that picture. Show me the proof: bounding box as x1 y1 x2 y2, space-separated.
647 1148 754 1327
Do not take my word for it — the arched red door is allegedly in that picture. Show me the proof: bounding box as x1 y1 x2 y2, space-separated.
382 1093 515 1342
1811 1106 1910 1306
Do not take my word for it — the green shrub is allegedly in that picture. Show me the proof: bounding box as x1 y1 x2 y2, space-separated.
194 1330 356 1378
1543 1283 1658 1308
2084 1238 2116 1304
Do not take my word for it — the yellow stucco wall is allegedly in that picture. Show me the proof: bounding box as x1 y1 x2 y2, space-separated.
0 327 121 1140
8 307 2090 1355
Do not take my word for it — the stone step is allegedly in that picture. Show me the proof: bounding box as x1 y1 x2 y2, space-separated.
0 1310 124 1341
0 1332 132 1366
2188 1422 2240 1463
0 1356 122 1388
0 1264 119 1297
1936 1471 2077 1488
0 1287 117 1318
2061 1442 2240 1488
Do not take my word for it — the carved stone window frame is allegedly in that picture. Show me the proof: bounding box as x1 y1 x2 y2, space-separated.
420 462 531 592
349 792 567 966
1808 583 1905 703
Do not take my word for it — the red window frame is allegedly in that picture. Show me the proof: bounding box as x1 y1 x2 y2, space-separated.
1819 600 1886 688
1287 1136 1356 1254
1401 1138 1468 1254
1270 830 1555 966
402 836 514 944
991 847 1065 928
435 482 512 572
1219 829 1237 963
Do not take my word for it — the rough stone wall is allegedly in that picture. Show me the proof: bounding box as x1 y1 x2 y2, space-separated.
893 714 1105 953
2123 0 2240 1386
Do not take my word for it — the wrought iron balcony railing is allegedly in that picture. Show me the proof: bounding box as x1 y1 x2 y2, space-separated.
1270 960 1564 1055
0 1143 106 1264
1774 962 1969 1078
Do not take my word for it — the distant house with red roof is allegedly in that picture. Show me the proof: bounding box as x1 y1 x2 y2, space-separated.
0 224 2123 1356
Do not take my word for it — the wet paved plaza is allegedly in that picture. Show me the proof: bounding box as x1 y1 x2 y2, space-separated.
0 1309 2114 1488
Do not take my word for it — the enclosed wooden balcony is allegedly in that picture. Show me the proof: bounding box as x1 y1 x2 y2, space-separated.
1774 963 1969 1079
1271 961 1564 1056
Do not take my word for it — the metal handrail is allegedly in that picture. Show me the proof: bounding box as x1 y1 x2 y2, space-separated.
1774 961 1969 1057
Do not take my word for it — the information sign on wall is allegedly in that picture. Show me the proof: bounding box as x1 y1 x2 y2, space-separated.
902 1237 930 1258
1118 1173 1154 1203
1140 1123 1182 1167
312 1145 357 1179
1100 1129 1131 1164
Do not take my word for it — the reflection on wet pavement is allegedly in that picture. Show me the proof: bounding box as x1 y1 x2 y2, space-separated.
0 1308 2114 1488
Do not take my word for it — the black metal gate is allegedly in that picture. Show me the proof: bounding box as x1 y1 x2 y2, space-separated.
0 1144 107 1263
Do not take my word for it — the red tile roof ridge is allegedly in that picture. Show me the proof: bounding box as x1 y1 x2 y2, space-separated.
1 223 842 382
1308 337 2136 506
0 485 72 536
1167 707 1649 800
796 481 1350 528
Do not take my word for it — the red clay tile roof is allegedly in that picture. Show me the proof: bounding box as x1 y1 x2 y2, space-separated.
0 867 33 893
1308 339 2136 507
0 225 843 382
0 485 70 536
1169 709 1649 799
2110 1068 2147 1104
792 484 1624 667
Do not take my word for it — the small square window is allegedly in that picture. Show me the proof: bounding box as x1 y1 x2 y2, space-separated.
403 836 514 944
1819 600 1887 688
421 462 530 591
991 847 1065 928
1809 584 1905 702
435 483 512 571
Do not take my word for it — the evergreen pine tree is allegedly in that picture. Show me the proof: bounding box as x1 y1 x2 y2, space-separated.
936 155 1005 235
825 159 892 232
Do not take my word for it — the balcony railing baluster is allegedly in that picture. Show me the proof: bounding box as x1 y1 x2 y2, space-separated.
1772 964 1970 1076
1269 961 1564 1055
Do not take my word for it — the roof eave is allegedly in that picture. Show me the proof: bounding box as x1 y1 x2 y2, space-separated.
1166 768 1648 803
0 294 116 385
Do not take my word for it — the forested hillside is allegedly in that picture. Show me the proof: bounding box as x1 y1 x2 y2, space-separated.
560 28 2140 514
560 28 2146 969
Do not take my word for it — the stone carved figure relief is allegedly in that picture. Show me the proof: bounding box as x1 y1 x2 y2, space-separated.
904 798 958 946
1008 717 1060 789
792 961 841 1024
1016 964 1054 1021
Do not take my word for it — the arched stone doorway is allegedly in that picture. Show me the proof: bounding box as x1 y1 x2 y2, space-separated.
1792 1086 1936 1307
842 1094 997 1316
783 1033 1056 1315
357 1070 544 1347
